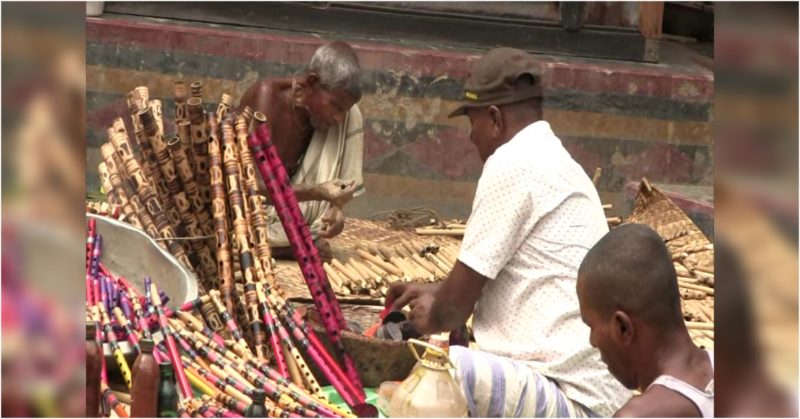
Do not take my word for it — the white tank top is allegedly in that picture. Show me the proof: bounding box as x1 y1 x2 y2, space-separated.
647 350 714 417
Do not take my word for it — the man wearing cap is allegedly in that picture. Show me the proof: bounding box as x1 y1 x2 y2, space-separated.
387 48 630 417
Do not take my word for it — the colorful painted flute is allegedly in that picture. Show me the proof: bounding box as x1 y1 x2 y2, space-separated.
249 123 366 403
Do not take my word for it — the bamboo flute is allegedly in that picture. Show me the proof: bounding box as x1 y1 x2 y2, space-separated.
176 310 227 349
240 106 254 128
150 281 193 399
188 97 212 209
127 90 172 216
208 290 253 361
141 105 206 273
216 93 234 125
257 285 318 390
168 135 219 284
208 118 239 318
235 115 275 288
98 162 142 228
221 117 269 363
100 143 160 240
174 80 190 123
181 362 248 414
97 303 133 389
250 111 267 133
191 81 204 103
174 330 215 373
249 123 366 401
253 281 291 379
109 130 192 269
101 383 130 418
189 328 346 418
259 286 364 406
180 354 253 405
112 307 141 353
144 100 186 234
189 340 326 418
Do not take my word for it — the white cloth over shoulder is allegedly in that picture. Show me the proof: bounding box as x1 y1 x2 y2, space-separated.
266 105 364 247
458 120 630 416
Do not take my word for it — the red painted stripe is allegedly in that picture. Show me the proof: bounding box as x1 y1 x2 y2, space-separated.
87 18 713 100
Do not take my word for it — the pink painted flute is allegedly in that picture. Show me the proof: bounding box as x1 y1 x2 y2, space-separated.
151 282 193 399
248 124 365 401
86 218 96 273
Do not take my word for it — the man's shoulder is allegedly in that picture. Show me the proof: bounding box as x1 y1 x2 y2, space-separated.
615 387 701 417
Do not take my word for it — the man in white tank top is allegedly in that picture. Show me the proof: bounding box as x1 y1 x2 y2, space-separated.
576 224 715 417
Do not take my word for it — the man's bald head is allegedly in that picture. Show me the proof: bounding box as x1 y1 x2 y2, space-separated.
578 224 683 328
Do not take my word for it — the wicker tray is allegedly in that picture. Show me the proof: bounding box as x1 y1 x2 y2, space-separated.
293 302 417 388
275 219 461 303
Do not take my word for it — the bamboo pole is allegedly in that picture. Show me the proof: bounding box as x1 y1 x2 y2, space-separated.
678 281 714 296
415 228 465 236
356 248 403 276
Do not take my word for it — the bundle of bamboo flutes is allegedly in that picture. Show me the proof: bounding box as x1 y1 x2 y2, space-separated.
323 239 459 297
93 82 368 413
85 230 355 418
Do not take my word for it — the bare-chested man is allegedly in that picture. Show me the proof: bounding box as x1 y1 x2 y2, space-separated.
239 41 364 260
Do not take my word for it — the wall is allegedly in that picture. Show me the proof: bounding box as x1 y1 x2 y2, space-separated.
86 14 713 220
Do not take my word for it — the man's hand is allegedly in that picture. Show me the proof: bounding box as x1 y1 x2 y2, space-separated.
387 262 488 336
318 206 345 239
386 282 441 334
317 179 357 207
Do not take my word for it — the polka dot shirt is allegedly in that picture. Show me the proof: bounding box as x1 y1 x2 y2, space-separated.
459 121 630 416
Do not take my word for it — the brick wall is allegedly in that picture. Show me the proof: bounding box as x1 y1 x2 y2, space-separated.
87 15 713 219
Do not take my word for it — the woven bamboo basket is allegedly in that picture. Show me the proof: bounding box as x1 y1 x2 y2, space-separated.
293 301 417 388
626 179 715 349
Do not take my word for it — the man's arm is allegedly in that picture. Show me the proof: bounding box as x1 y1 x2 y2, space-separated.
257 179 357 206
388 261 489 335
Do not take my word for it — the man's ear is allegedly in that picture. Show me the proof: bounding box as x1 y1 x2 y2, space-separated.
488 105 504 138
304 72 321 89
612 310 635 344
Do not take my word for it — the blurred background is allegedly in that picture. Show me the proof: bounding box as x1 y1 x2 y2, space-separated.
714 2 798 416
2 2 87 417
1 1 798 417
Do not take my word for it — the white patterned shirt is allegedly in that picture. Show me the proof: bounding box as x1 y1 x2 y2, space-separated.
458 120 630 416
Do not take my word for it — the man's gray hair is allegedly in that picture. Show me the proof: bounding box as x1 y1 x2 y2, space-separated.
306 41 362 102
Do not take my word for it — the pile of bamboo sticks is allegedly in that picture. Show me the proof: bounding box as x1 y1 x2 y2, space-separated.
624 178 714 349
324 239 459 297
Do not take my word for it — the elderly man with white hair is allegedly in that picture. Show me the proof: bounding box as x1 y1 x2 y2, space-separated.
240 41 364 260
